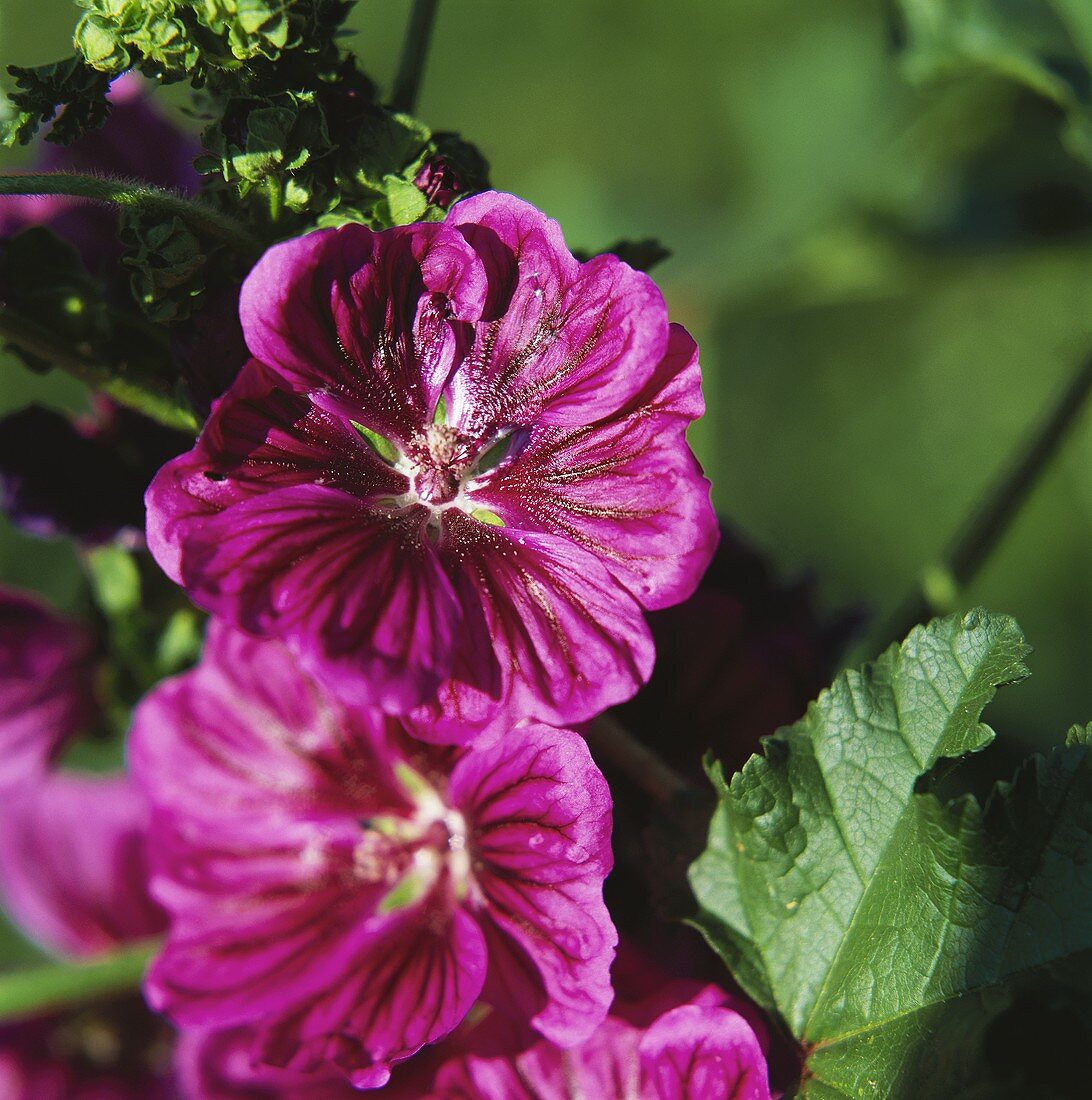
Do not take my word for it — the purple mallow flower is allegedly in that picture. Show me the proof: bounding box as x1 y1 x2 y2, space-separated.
427 980 772 1099
0 773 166 957
146 192 717 739
0 587 98 795
131 622 617 1089
0 770 172 1099
414 156 463 210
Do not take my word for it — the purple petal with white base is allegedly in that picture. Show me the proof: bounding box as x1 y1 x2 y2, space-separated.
132 623 616 1088
146 192 716 734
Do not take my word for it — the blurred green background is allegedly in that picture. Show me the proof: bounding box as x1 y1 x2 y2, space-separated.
1 0 1091 756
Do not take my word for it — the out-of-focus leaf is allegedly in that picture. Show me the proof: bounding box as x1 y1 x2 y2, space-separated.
895 0 1092 166
691 611 1092 1097
86 545 141 615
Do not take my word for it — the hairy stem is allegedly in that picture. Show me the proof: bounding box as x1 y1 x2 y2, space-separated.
585 712 693 802
391 0 441 113
0 940 156 1024
0 307 199 433
876 351 1092 649
0 173 259 253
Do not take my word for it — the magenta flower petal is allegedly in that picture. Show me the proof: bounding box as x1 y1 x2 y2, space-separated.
145 358 407 584
470 324 717 610
638 1004 772 1100
408 521 655 743
449 723 616 1045
178 487 462 710
174 1026 361 1099
132 626 617 1085
427 981 772 1099
148 192 715 729
0 773 165 957
445 193 669 427
0 587 97 795
239 221 489 437
252 904 486 1088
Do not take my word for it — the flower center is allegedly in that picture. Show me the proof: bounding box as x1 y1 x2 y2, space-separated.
356 765 472 912
409 423 472 506
351 414 517 526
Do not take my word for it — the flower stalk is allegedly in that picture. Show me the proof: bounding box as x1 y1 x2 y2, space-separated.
585 712 692 803
0 173 260 254
391 0 441 113
0 307 199 433
875 351 1092 650
0 940 157 1024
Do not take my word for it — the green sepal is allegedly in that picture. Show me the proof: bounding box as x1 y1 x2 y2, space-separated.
350 420 401 465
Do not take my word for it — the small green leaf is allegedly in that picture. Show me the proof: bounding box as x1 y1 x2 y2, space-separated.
350 420 400 465
0 58 111 147
690 611 1092 1097
86 545 142 615
379 175 429 227
156 608 204 673
432 395 448 424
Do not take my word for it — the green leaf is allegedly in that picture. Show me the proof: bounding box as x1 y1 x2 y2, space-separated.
193 0 295 62
86 545 142 615
156 608 204 674
690 611 1092 1097
0 58 110 146
894 0 1092 166
118 211 216 323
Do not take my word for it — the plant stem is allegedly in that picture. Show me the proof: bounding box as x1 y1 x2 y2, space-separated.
0 306 199 433
875 351 1092 649
585 712 693 802
391 0 441 113
266 176 283 225
0 940 156 1024
0 173 259 254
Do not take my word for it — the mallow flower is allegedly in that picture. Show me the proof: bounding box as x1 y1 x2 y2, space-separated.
131 622 617 1089
426 979 772 1099
0 773 165 957
146 192 718 739
0 587 98 795
0 773 172 1099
